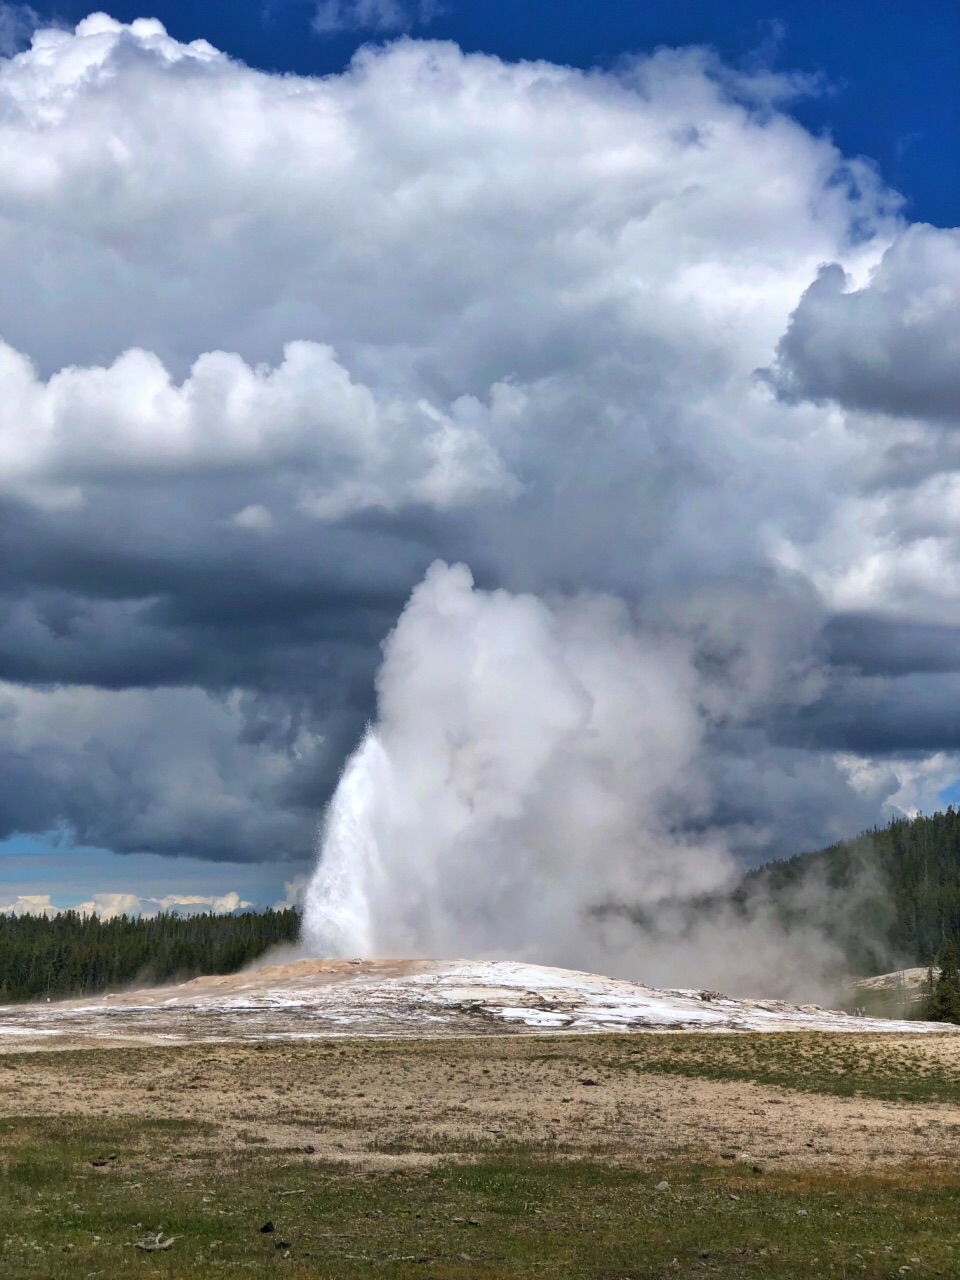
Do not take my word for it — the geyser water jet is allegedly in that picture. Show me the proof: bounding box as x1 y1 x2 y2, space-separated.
302 730 389 957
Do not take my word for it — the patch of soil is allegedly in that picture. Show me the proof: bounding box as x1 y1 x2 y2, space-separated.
1 1035 958 1174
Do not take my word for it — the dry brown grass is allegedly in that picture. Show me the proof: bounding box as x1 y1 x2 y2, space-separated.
2 1032 959 1173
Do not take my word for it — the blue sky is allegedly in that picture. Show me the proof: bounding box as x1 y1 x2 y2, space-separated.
0 832 280 913
1 1 958 918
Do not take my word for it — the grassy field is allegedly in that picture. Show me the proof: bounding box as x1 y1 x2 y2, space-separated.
0 1032 958 1278
603 1032 960 1104
1 1116 959 1278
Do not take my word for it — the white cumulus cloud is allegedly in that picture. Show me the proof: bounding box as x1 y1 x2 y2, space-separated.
0 890 255 918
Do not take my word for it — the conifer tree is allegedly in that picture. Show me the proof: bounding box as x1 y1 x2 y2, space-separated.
926 938 960 1024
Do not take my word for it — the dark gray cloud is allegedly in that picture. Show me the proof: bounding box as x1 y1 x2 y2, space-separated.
824 614 960 677
702 734 898 860
0 682 320 861
765 226 960 424
786 672 960 756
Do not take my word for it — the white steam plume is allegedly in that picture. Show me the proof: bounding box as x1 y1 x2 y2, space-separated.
304 560 748 970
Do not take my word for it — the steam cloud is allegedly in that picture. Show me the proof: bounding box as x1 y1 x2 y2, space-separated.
303 562 857 997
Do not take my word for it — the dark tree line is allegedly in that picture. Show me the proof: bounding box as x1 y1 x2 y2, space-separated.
0 907 300 1003
743 808 960 1020
925 939 960 1024
747 807 960 970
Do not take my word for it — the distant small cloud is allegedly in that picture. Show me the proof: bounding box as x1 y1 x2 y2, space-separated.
312 0 441 37
273 875 308 910
0 2 39 55
148 891 255 915
747 17 787 69
0 890 255 919
72 892 144 920
0 894 60 917
228 503 274 533
894 129 923 163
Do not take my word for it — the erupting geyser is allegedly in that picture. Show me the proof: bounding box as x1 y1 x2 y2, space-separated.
302 561 863 1002
302 560 739 969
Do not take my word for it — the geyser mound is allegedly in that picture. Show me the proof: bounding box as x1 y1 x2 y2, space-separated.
0 959 951 1045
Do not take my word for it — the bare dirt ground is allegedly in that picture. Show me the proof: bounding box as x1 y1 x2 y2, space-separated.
2 1033 959 1176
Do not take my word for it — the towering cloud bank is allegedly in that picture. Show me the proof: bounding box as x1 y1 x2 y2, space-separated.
2 16 959 945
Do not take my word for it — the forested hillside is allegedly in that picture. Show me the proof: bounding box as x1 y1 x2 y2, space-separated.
0 907 300 1003
745 808 960 975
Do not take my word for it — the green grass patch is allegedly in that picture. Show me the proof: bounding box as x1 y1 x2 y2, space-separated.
0 1115 958 1277
602 1032 960 1103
